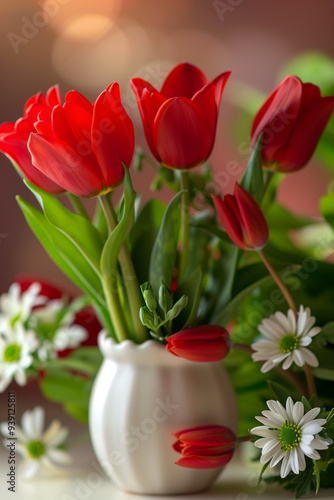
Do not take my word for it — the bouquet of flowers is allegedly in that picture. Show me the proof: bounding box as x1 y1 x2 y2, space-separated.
1 60 334 497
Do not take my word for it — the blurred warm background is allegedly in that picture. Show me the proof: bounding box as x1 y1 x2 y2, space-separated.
1 0 334 291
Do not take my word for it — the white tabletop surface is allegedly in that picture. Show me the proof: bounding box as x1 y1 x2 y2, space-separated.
1 442 333 500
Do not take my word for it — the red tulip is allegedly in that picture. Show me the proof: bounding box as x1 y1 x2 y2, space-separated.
251 75 334 172
173 425 236 469
166 325 230 362
27 83 135 197
211 183 269 250
0 86 65 194
131 62 230 169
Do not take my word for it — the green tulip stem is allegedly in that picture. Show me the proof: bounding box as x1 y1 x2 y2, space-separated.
179 171 190 284
100 195 148 343
101 275 128 342
67 193 89 219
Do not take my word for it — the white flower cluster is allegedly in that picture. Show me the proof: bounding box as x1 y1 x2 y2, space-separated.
0 282 88 391
0 406 71 478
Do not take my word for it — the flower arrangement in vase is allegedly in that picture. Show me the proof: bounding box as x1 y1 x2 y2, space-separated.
0 60 334 497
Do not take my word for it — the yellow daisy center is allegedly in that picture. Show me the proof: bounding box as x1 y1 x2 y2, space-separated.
279 334 299 354
279 422 301 451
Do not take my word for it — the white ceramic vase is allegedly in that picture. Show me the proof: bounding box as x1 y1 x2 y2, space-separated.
89 331 238 495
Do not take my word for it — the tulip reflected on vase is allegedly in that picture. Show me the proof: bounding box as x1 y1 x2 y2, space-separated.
131 62 230 170
211 183 269 250
27 83 135 197
251 75 334 172
173 425 236 469
166 325 231 362
0 86 64 194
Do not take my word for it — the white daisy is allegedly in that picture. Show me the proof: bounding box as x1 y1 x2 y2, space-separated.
0 323 39 391
251 397 329 478
38 325 88 362
32 299 88 361
0 282 47 335
0 406 71 479
251 305 320 373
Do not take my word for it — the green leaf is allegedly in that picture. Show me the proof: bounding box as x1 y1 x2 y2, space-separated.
16 196 112 332
173 267 202 331
313 459 332 494
313 368 334 381
93 202 109 241
301 396 312 413
40 347 102 423
267 380 291 404
100 167 135 279
266 203 312 231
321 193 334 231
25 180 104 273
240 134 264 204
129 199 165 286
212 264 300 327
149 191 183 297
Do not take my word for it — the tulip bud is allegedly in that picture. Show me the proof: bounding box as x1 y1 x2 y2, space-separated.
139 307 155 330
158 284 173 315
166 325 230 362
173 425 236 469
211 183 269 251
165 295 188 322
143 290 157 313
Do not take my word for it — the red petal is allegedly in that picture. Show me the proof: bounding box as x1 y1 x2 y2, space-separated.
212 71 231 108
28 133 104 197
65 90 93 114
181 444 235 456
176 426 236 446
46 85 62 108
153 97 212 169
274 95 334 172
0 132 64 194
192 83 217 134
172 439 183 453
234 183 269 248
130 78 164 160
161 63 207 99
251 76 302 162
0 122 15 133
15 117 33 133
175 450 234 469
24 92 42 115
170 325 229 342
211 193 246 249
106 82 121 102
92 90 134 189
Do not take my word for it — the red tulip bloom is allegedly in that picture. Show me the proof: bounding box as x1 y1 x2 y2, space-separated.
251 75 334 172
28 83 135 197
131 63 230 169
0 86 65 194
212 183 269 250
166 325 230 362
173 425 236 469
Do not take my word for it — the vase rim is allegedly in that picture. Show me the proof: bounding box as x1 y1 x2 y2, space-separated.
98 330 210 366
